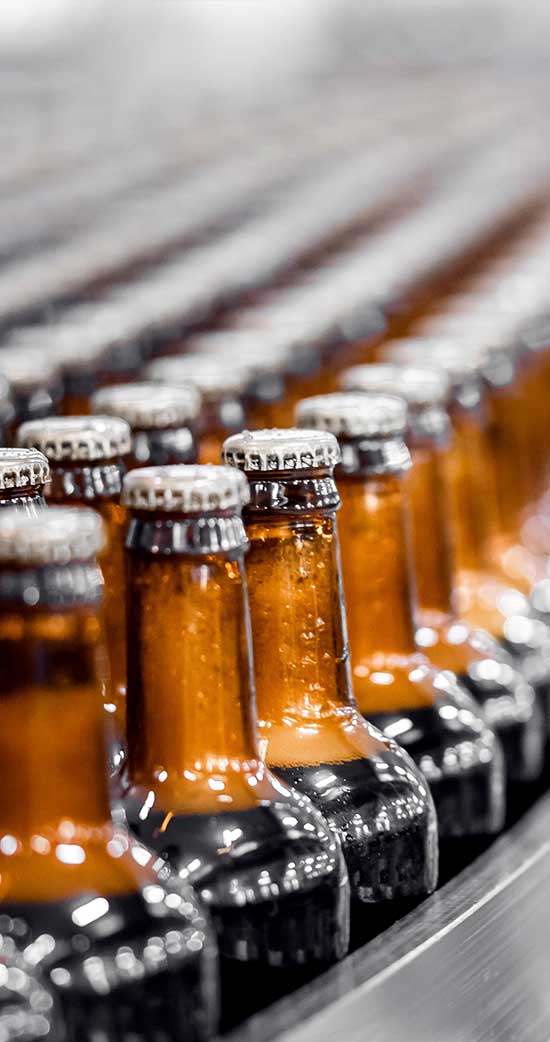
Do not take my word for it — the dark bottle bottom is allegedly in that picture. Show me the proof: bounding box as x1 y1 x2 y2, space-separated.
458 669 545 784
123 796 350 1026
368 704 505 841
503 640 550 733
276 754 438 908
0 889 218 1042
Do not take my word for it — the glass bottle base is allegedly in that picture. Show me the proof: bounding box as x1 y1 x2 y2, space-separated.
368 704 506 840
276 755 438 905
0 888 218 1042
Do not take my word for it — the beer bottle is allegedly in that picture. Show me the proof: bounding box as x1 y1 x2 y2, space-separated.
382 338 550 719
0 448 49 514
295 394 506 839
171 331 287 432
91 381 199 469
223 429 438 908
340 366 544 783
120 464 350 1024
0 506 219 1042
145 354 247 464
16 416 132 759
0 348 61 435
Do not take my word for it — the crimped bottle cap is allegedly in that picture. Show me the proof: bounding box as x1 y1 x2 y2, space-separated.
296 392 407 438
91 381 201 430
222 427 341 472
382 337 480 384
122 464 250 513
0 347 60 391
146 354 249 398
17 415 132 461
0 448 50 491
0 506 105 565
342 363 450 406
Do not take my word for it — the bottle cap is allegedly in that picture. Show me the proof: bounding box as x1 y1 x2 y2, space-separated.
17 415 132 461
342 363 450 406
382 338 482 409
223 427 341 472
296 392 407 438
122 464 250 513
91 381 201 430
0 506 105 565
0 347 60 391
146 354 248 398
0 448 50 490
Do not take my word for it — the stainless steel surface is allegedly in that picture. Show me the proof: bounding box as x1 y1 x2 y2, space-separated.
230 793 550 1042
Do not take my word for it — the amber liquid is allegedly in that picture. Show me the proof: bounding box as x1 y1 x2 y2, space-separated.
242 485 438 900
123 525 350 1022
0 570 218 1041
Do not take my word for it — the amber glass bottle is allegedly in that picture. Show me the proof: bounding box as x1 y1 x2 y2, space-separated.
145 354 246 464
92 381 199 469
223 428 438 907
0 448 49 514
0 506 219 1042
120 464 350 1023
172 331 287 433
16 416 132 760
382 338 550 718
340 367 544 784
0 348 61 436
295 394 506 838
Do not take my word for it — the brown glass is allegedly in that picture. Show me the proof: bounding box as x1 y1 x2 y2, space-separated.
126 535 281 811
0 563 143 903
442 396 535 634
333 449 508 834
196 396 246 465
241 466 438 897
244 477 386 766
46 459 128 738
0 484 45 513
0 555 220 1041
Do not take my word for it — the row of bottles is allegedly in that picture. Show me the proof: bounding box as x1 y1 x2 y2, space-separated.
0 317 548 1037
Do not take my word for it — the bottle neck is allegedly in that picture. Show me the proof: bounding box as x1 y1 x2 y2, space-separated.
406 440 455 617
132 428 197 469
337 469 418 660
0 565 111 840
47 460 128 712
244 474 355 763
126 518 260 795
445 405 494 572
0 487 45 513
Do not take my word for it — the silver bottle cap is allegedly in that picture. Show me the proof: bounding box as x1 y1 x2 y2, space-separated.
0 506 105 565
0 448 50 491
296 392 407 438
223 427 341 472
122 464 250 513
146 354 249 398
17 415 132 461
91 382 201 430
382 338 482 409
341 363 450 406
0 347 60 390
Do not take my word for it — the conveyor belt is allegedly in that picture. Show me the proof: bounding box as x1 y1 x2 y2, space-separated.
230 793 550 1042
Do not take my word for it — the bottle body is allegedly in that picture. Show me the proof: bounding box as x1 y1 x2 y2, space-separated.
0 529 219 1042
238 467 438 904
121 504 350 1023
406 437 544 784
336 468 506 837
46 460 128 759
